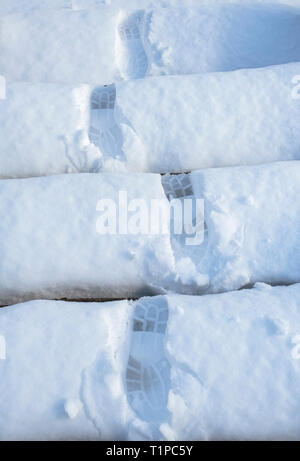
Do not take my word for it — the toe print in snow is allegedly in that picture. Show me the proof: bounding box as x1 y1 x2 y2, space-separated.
89 84 124 160
116 11 148 80
133 297 169 334
91 84 116 111
126 297 170 423
162 173 207 247
162 174 194 201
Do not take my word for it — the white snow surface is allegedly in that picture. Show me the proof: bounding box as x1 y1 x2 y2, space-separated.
0 284 299 440
0 7 118 85
0 163 299 304
112 0 300 8
0 81 102 178
0 298 133 440
109 63 300 173
1 63 299 178
164 284 300 441
1 3 300 84
189 161 300 293
1 0 300 15
116 4 300 80
0 173 176 305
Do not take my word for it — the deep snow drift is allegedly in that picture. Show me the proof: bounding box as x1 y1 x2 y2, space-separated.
1 63 300 178
0 284 299 440
0 162 299 304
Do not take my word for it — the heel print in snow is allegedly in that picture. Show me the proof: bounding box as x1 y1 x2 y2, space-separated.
125 297 170 423
89 84 123 159
116 10 148 80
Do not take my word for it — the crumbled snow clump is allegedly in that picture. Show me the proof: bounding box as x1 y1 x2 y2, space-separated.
0 284 300 440
64 399 83 419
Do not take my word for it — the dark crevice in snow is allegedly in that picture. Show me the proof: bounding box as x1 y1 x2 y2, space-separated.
0 297 139 308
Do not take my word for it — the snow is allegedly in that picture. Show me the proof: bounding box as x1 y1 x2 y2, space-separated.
0 162 298 305
189 161 300 293
116 4 300 79
0 7 118 85
1 0 300 14
64 399 83 419
1 3 300 84
1 63 299 178
0 284 299 440
0 298 133 440
109 63 300 173
0 81 101 178
0 173 175 305
0 0 299 442
164 284 300 441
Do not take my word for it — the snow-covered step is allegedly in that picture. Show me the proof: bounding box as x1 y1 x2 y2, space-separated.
1 63 300 178
0 6 119 85
0 162 299 304
0 283 299 440
0 298 132 440
188 161 300 294
0 173 176 305
163 284 300 441
0 82 101 178
112 0 300 9
97 63 300 173
116 3 300 80
1 4 300 83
